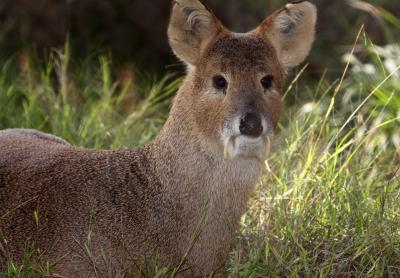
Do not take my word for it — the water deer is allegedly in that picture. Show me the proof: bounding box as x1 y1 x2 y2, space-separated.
0 0 316 276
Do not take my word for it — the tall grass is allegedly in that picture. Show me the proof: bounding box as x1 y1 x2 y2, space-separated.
0 47 181 149
0 31 399 277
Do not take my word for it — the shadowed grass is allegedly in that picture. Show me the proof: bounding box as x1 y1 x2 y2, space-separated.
0 49 181 149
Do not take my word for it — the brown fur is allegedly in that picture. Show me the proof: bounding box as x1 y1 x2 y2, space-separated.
0 1 316 276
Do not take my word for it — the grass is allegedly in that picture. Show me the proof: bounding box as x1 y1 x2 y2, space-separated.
0 48 180 149
0 31 399 277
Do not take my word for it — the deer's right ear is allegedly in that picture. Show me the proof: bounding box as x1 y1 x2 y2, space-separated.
168 0 222 66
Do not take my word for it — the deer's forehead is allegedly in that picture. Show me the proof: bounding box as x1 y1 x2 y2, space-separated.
201 34 280 73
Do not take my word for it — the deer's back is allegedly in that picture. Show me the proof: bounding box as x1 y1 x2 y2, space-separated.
0 129 180 275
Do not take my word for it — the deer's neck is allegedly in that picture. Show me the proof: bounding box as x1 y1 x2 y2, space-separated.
147 96 263 227
143 92 264 269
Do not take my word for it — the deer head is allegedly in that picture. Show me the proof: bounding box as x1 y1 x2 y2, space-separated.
168 0 317 161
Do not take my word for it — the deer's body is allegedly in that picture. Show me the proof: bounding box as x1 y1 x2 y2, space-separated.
0 128 259 275
0 1 316 276
0 123 260 276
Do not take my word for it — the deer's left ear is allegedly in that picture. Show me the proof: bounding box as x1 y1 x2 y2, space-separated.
256 1 317 69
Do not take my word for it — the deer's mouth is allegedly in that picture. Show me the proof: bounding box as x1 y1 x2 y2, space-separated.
221 114 273 161
223 135 271 162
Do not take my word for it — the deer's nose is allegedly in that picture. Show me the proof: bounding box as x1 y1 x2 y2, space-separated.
239 113 263 138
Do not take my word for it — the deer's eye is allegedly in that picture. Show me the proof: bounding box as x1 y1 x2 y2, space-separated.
213 75 228 91
261 75 274 90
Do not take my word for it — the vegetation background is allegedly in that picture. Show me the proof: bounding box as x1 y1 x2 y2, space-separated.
0 0 399 277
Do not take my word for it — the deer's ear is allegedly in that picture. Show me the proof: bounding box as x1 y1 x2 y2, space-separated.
168 0 222 66
257 1 317 69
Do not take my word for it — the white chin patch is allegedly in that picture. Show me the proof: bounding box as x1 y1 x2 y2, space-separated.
224 135 271 161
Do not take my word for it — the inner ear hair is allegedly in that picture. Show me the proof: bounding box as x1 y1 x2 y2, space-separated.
276 1 312 34
179 1 212 32
277 5 306 34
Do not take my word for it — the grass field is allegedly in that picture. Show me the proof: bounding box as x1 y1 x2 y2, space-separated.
0 29 399 277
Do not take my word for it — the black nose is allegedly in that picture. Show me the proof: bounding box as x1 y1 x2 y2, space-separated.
239 113 263 137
